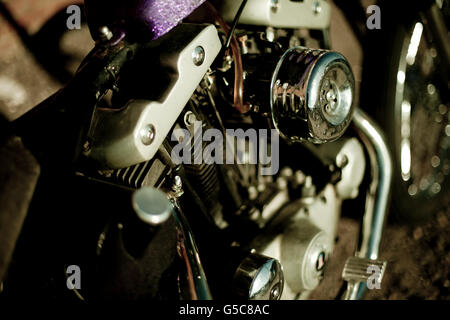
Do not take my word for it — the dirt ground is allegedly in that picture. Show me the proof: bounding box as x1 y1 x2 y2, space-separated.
310 206 450 300
366 208 450 300
0 0 448 300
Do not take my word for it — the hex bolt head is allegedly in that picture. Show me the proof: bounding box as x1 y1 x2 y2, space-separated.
192 46 205 66
313 0 322 15
140 124 156 146
99 26 113 41
184 111 197 127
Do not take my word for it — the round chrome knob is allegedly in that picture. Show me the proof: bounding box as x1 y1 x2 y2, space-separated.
132 187 171 226
271 47 355 144
233 253 284 300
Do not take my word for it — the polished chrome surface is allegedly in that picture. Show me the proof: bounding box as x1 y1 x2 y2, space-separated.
132 187 171 226
342 256 387 284
192 46 205 66
346 108 393 300
270 47 355 144
394 20 449 198
233 253 284 300
140 124 156 146
171 199 213 300
98 26 113 42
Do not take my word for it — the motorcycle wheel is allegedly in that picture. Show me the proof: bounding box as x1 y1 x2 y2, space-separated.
361 9 449 224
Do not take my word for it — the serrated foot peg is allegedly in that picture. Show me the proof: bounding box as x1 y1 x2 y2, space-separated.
342 256 387 285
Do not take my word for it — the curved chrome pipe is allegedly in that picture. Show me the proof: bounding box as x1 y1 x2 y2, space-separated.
345 108 393 300
171 199 213 300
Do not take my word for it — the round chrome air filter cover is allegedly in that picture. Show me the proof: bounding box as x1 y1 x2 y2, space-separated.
270 47 355 144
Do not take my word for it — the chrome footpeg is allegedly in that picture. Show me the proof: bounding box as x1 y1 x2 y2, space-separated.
342 256 387 285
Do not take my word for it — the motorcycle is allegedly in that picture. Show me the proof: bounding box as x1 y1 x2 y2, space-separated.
0 0 446 301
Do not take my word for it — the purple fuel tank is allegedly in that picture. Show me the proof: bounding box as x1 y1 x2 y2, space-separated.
84 0 206 41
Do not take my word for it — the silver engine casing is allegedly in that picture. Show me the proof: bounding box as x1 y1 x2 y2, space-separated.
217 0 331 30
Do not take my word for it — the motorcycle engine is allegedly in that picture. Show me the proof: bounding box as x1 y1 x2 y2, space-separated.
73 2 360 301
157 25 356 299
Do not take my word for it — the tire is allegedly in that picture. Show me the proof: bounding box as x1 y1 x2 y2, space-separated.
360 4 449 224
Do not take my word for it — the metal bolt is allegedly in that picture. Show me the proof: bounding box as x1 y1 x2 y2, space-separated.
248 186 258 200
280 167 293 177
238 35 249 55
257 183 266 192
99 26 113 41
173 175 183 193
270 284 281 300
266 27 275 42
140 124 156 146
302 176 316 199
192 46 205 66
313 0 322 15
277 177 288 189
184 111 197 127
270 0 279 13
324 86 338 114
326 90 337 105
171 175 184 198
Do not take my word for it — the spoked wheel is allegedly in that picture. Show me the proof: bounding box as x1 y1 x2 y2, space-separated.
393 21 449 223
361 4 449 224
